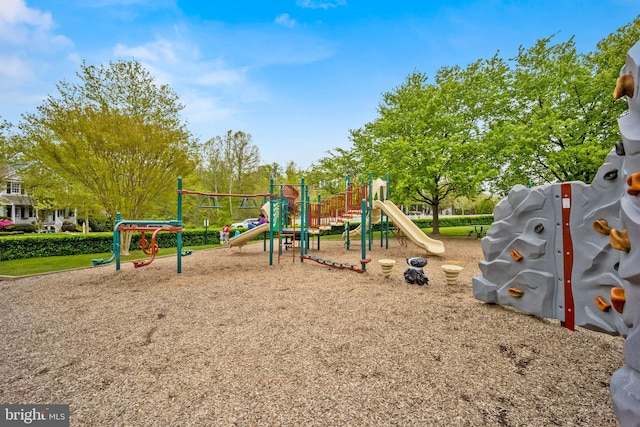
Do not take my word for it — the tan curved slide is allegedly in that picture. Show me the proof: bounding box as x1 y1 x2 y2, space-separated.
342 208 381 239
373 200 445 255
228 223 269 249
229 202 271 249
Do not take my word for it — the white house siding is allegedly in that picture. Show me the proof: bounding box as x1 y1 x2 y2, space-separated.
1 180 77 231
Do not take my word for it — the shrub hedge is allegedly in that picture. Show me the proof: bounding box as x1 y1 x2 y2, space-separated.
0 215 494 261
0 229 226 261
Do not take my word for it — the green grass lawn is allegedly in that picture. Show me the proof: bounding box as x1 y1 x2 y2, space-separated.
0 226 488 277
0 244 222 277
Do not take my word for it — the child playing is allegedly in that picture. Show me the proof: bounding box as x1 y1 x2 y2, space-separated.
221 224 230 243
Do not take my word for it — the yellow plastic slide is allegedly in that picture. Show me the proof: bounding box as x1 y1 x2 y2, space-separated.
229 202 271 249
228 222 269 249
342 208 381 239
372 200 445 255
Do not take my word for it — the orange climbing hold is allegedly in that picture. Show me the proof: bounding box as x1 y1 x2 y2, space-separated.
611 287 626 314
610 228 631 252
592 219 611 235
627 173 640 196
594 296 611 312
508 287 524 298
614 72 634 99
510 249 523 262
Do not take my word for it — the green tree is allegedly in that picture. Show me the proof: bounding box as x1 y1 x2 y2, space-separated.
284 161 301 184
476 196 496 215
485 17 640 192
305 147 359 199
19 60 197 252
349 64 497 233
200 130 261 223
20 166 62 231
490 36 608 188
0 119 15 184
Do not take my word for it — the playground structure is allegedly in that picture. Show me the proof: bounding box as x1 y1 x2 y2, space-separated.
472 39 640 425
91 181 198 272
93 174 445 274
202 173 444 272
303 174 444 272
92 219 188 271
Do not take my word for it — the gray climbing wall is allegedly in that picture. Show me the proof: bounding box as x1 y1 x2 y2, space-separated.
473 38 640 427
609 39 640 427
472 151 628 335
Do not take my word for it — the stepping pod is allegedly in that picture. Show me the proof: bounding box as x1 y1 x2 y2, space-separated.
441 264 463 285
378 259 396 278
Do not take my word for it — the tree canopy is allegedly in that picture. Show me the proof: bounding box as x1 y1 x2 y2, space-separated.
18 60 198 223
308 15 640 231
4 15 640 231
198 129 262 224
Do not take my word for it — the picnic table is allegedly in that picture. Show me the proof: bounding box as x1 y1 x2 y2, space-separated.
468 225 487 238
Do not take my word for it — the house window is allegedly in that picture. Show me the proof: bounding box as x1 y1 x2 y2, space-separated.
29 208 35 217
6 206 12 217
21 207 28 219
7 182 20 194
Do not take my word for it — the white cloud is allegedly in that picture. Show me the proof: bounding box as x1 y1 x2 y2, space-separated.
0 0 53 28
110 34 264 136
113 37 248 87
0 0 72 97
195 66 247 86
296 0 347 10
0 0 71 48
114 38 178 64
275 13 296 28
0 54 33 79
181 93 239 134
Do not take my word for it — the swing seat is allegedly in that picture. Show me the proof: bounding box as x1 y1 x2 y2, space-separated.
239 197 259 209
199 196 222 208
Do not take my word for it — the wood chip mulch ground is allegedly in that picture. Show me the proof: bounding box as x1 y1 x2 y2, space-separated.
0 237 625 426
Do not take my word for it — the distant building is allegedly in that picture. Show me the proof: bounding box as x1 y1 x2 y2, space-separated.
1 170 77 231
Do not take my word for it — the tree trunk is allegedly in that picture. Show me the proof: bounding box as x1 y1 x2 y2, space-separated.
432 201 440 234
120 230 133 256
35 209 44 231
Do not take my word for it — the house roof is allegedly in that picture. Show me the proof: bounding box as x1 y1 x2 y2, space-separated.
1 193 32 205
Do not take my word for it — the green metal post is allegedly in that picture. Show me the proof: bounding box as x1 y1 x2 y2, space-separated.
269 178 274 265
300 178 308 259
177 177 183 273
368 173 373 251
346 174 350 213
361 199 367 271
345 221 350 250
115 212 121 271
278 188 284 256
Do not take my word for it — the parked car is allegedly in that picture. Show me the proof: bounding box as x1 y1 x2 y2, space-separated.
231 218 259 229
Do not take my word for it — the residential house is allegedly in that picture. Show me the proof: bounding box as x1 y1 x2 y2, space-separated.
1 172 77 231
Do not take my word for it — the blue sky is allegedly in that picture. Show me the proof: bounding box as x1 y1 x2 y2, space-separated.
0 0 638 169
